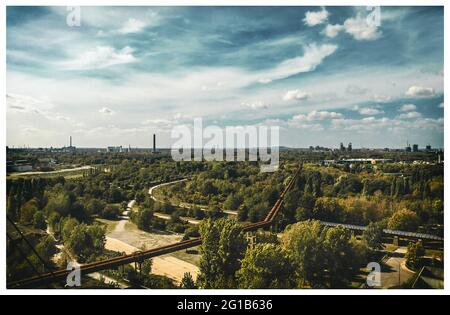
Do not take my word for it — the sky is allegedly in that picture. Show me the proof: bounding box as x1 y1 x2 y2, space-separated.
6 6 444 149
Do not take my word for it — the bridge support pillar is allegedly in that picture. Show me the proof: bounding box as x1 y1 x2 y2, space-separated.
393 236 399 246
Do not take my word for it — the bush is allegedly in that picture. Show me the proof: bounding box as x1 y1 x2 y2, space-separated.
101 205 121 220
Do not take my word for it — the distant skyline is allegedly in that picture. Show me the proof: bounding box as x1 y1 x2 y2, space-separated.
6 6 444 148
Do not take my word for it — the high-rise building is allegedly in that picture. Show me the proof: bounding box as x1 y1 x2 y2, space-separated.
153 134 156 153
340 142 345 151
347 142 352 152
405 141 411 152
426 144 432 152
413 144 419 152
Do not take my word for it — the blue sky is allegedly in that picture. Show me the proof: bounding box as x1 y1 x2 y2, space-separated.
6 6 444 148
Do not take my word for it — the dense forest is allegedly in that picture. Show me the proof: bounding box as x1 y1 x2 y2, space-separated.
160 162 443 234
6 151 444 288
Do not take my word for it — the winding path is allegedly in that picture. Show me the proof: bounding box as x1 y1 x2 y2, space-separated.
149 179 238 216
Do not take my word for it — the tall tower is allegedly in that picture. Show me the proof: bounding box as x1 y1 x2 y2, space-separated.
153 134 156 153
70 136 72 147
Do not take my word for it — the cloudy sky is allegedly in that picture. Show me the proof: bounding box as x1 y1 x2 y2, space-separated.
6 6 443 148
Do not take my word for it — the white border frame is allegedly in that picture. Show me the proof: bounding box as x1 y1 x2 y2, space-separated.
1 0 447 295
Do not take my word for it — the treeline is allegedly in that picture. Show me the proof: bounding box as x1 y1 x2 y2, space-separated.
160 163 443 232
196 218 382 289
161 162 288 222
6 158 204 284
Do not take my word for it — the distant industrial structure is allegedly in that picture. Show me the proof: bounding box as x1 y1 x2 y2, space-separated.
153 134 156 153
62 136 76 153
405 142 434 153
338 142 353 152
405 141 412 152
107 146 124 153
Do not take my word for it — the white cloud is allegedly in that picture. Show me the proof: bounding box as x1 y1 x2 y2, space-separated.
398 111 422 119
99 107 115 115
242 101 268 110
324 14 381 41
343 14 382 40
290 110 343 125
358 107 384 115
399 104 417 112
257 43 337 83
346 84 369 95
331 116 442 134
373 94 392 103
405 85 435 97
303 7 329 26
282 89 309 101
6 93 70 121
61 46 137 70
323 24 344 38
118 18 147 34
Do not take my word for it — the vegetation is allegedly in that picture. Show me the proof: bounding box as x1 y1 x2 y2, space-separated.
197 218 247 289
6 150 444 288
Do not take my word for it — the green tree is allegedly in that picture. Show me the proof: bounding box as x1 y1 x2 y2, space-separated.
65 223 106 262
141 259 152 275
180 272 197 289
197 218 247 288
44 192 71 217
32 211 47 230
237 243 294 289
35 235 57 262
362 222 385 251
61 217 79 242
387 209 420 232
237 204 248 221
312 197 343 222
19 198 40 224
405 240 425 270
323 225 363 287
281 220 327 287
101 204 120 220
134 208 154 231
86 198 105 216
295 193 316 222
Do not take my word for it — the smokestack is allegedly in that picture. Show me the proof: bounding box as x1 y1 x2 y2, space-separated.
153 134 156 152
70 136 72 147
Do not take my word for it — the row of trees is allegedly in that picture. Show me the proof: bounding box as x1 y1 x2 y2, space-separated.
196 218 371 289
159 163 443 230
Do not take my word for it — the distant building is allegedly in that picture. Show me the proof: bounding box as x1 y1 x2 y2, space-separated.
107 146 123 153
63 136 76 153
153 134 156 153
347 142 352 152
412 144 419 152
405 145 412 152
426 144 432 152
340 142 345 151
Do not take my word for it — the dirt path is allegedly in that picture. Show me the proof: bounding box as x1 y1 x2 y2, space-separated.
149 179 237 215
10 165 93 177
105 236 199 283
